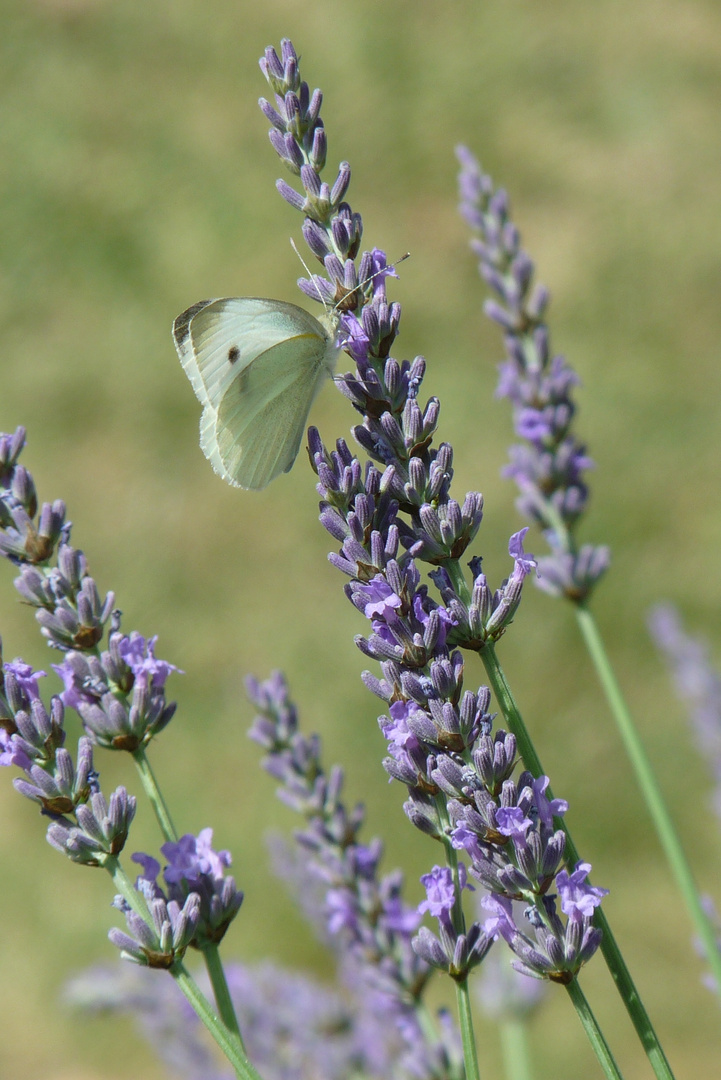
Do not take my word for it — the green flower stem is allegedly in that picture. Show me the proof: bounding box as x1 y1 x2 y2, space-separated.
498 1019 534 1080
203 941 245 1051
479 642 675 1080
574 602 721 1001
172 962 263 1080
132 747 178 844
455 976 482 1080
565 978 625 1080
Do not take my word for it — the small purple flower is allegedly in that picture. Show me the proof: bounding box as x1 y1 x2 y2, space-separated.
495 806 533 840
508 528 537 579
0 728 32 771
339 312 370 365
419 863 472 921
481 893 517 944
556 862 608 922
419 866 457 919
118 633 183 691
355 577 403 620
132 852 162 885
3 659 47 701
161 828 231 886
532 776 568 828
51 656 89 711
132 830 242 947
381 701 420 750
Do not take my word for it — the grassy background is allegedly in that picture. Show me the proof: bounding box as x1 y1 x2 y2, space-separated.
1 1 720 1077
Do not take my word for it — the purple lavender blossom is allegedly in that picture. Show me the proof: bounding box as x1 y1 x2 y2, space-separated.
480 885 604 985
118 632 184 690
246 670 458 1073
413 864 491 981
254 33 607 1022
556 862 609 922
456 146 610 604
3 659 46 701
132 829 243 947
52 631 180 751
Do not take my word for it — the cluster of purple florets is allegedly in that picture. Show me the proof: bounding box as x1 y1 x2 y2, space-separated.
0 427 241 969
246 671 463 1080
456 146 610 603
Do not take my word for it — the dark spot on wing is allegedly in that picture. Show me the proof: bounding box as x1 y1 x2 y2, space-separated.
228 345 240 363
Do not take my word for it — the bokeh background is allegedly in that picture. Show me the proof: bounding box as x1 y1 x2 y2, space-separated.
1 1 720 1077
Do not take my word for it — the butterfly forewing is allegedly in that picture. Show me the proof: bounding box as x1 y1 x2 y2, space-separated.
180 298 329 408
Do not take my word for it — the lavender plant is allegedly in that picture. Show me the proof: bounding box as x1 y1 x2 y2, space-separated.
1 29 712 1080
456 144 721 1023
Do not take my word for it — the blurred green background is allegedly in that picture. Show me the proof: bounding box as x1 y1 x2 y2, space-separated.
1 0 720 1077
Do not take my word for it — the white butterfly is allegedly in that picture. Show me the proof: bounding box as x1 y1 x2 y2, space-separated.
173 297 341 490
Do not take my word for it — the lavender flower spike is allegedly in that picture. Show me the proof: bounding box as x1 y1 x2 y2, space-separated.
456 146 610 603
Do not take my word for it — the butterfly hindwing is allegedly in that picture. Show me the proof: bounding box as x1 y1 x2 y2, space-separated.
214 329 330 490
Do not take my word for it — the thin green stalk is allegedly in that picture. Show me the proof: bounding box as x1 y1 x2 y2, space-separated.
104 854 151 920
203 941 245 1050
565 979 625 1080
498 1020 534 1080
455 976 482 1080
575 602 721 994
172 962 263 1080
132 747 178 843
480 642 675 1080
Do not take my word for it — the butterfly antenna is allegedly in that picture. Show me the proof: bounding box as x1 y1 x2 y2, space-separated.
343 251 411 310
290 238 330 309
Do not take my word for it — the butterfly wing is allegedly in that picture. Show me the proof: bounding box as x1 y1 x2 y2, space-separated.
214 327 334 489
173 297 339 489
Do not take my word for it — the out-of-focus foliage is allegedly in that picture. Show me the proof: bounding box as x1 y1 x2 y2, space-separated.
1 2 720 1078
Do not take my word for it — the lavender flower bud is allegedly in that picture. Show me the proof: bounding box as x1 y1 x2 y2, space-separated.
14 735 94 814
